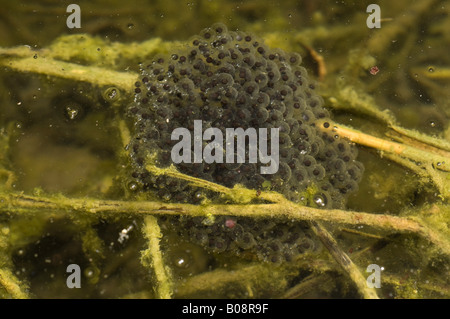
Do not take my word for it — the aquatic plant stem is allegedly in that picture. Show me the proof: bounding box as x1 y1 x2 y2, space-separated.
321 121 449 172
141 215 174 299
175 255 328 298
145 163 286 204
0 268 29 299
0 222 30 298
389 125 450 154
3 56 137 91
281 273 335 299
175 263 283 297
300 44 327 81
318 120 450 199
1 192 449 257
310 221 379 299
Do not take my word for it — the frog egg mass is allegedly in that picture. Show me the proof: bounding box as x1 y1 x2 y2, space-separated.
128 23 364 263
171 119 280 174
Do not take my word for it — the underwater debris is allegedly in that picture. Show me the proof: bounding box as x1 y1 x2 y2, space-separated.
127 23 364 263
370 66 379 75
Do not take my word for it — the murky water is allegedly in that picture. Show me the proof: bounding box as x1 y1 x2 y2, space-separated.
0 0 449 299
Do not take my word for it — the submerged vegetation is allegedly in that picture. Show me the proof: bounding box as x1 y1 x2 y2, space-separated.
0 0 449 298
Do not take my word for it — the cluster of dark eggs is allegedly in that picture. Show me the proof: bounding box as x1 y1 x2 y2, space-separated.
127 23 364 263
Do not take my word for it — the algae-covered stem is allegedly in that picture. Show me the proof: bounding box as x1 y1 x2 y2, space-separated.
175 255 331 298
0 36 171 92
0 43 139 93
141 216 174 299
1 190 449 258
3 55 137 92
0 268 29 299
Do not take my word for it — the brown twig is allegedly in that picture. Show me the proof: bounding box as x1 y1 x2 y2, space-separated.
301 44 327 81
310 221 379 299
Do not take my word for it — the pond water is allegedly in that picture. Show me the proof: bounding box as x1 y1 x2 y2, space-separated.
0 0 449 299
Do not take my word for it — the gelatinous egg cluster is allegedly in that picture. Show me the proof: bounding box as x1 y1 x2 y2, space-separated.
164 215 319 264
128 23 364 262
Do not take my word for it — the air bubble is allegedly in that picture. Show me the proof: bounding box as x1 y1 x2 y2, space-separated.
102 87 120 102
313 193 327 207
65 105 79 120
128 181 139 192
84 267 95 278
174 252 191 269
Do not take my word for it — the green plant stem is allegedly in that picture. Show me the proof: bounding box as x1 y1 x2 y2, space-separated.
0 268 29 299
3 56 136 91
1 192 448 257
145 163 286 204
141 215 173 299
